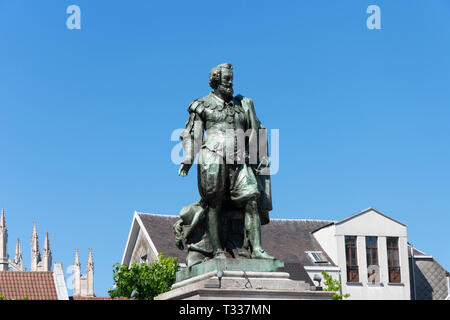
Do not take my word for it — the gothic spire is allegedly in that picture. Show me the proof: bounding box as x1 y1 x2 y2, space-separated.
30 221 41 271
13 238 23 270
0 208 6 230
43 231 51 255
87 248 94 271
73 248 82 296
14 238 22 259
74 248 80 266
32 221 37 234
42 231 52 271
0 208 8 271
87 248 94 296
31 222 39 249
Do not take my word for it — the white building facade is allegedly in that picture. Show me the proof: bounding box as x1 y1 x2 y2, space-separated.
313 208 411 300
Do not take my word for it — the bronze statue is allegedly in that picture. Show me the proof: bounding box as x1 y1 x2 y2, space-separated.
174 63 274 267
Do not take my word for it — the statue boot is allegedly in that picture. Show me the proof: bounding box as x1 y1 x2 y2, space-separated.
251 247 275 260
245 200 275 260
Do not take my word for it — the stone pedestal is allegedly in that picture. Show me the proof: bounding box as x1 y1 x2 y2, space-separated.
176 257 284 282
155 270 333 300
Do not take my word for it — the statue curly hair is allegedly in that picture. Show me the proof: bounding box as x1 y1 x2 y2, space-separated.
209 63 233 89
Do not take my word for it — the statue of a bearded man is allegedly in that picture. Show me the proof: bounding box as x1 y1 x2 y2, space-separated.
174 63 274 267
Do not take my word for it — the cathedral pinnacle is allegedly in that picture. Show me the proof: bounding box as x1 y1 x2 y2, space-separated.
74 248 80 266
0 208 6 230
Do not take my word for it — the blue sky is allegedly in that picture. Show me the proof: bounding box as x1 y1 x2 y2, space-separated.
1 0 449 296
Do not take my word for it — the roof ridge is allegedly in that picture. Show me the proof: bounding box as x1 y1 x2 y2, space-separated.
336 207 406 227
270 218 336 223
137 212 335 223
136 212 178 218
408 244 429 256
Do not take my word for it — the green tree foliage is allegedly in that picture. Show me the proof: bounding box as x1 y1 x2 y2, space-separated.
321 270 350 300
0 295 28 300
108 253 178 300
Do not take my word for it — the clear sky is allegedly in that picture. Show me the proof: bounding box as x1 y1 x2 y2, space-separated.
1 0 449 296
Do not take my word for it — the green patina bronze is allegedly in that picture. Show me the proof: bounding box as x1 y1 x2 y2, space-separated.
174 63 282 280
176 258 284 283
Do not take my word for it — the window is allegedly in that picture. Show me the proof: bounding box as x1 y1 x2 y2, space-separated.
387 237 401 283
139 254 147 264
345 236 359 283
307 251 328 264
366 236 380 284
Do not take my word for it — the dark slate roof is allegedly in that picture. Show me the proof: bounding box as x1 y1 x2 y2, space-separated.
137 213 335 267
261 219 335 266
138 213 187 262
410 258 449 300
278 263 315 285
0 271 58 300
407 243 449 300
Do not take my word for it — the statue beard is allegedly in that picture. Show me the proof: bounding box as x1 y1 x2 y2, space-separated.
217 83 233 101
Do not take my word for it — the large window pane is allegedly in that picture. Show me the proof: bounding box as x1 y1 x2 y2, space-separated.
345 236 359 283
387 237 401 283
366 236 379 284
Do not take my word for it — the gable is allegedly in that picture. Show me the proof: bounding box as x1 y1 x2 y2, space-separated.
335 208 406 237
121 212 159 266
121 212 186 267
138 213 187 262
130 228 156 264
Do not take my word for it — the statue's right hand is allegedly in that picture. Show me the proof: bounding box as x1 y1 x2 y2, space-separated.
178 163 192 177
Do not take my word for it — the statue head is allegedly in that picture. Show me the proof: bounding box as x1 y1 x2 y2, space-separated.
209 63 234 101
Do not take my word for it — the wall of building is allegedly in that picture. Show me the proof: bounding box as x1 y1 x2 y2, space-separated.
304 265 341 291
313 224 338 264
314 210 411 300
130 228 155 265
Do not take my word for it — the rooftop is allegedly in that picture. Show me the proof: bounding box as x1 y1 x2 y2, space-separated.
0 271 58 300
137 212 335 267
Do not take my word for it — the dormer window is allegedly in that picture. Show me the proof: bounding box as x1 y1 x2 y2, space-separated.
307 251 328 264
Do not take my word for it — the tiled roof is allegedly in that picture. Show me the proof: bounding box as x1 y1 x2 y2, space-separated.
279 262 315 285
410 258 449 300
0 271 58 300
261 219 335 266
71 296 132 300
137 213 335 267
